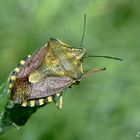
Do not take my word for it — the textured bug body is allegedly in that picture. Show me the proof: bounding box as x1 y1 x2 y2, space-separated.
9 38 86 108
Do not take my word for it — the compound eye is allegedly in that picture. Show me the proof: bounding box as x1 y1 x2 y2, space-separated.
50 38 59 42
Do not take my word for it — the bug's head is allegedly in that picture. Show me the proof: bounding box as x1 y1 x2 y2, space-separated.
48 37 86 58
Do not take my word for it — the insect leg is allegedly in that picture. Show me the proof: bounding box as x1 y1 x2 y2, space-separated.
53 93 63 109
83 68 106 78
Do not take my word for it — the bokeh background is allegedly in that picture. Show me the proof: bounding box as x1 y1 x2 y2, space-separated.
0 0 140 140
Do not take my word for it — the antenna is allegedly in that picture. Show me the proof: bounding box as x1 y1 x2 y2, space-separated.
87 55 123 61
80 14 86 48
79 15 122 62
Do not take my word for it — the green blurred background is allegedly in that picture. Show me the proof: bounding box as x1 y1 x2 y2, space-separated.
0 0 140 140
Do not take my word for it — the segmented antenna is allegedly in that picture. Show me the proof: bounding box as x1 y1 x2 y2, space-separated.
80 14 86 48
79 14 122 61
87 55 123 61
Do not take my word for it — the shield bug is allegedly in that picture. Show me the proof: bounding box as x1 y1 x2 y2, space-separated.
9 38 122 110
8 38 93 109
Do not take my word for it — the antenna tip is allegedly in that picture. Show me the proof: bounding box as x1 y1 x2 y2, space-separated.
119 58 123 61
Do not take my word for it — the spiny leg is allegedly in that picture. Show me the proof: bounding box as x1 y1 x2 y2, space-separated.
83 68 106 78
53 93 63 109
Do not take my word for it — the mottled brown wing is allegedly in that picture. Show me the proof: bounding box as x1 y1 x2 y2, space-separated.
17 46 48 79
10 46 48 103
12 76 74 103
28 76 74 100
